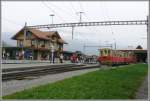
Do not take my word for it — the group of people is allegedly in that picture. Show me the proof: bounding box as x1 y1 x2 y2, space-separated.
49 52 64 63
2 52 10 60
70 53 97 64
2 50 97 64
15 50 33 60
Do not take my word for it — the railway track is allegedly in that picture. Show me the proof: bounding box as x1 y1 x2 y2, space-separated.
2 64 100 81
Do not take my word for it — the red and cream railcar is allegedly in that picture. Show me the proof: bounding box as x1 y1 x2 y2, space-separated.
97 48 136 66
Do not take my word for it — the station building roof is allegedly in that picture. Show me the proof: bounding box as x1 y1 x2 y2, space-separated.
12 27 67 44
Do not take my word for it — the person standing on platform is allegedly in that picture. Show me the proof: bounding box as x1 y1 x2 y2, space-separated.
49 53 52 63
51 45 55 64
60 53 63 63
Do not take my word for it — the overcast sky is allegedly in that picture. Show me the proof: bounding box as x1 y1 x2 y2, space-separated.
2 1 148 55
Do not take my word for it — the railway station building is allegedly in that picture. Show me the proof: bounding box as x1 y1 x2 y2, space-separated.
3 27 67 60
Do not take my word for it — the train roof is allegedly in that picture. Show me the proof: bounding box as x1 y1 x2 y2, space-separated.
118 49 147 53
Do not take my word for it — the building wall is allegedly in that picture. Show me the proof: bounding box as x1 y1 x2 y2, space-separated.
37 40 51 49
16 33 36 47
14 31 64 60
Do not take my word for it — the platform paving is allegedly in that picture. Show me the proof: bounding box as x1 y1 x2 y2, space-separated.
2 62 73 69
2 60 71 64
2 68 99 96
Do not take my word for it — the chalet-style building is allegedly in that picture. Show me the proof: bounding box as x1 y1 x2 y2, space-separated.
11 27 67 60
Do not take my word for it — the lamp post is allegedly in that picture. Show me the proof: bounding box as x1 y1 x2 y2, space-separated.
51 44 55 63
76 12 84 23
50 14 54 24
22 22 27 60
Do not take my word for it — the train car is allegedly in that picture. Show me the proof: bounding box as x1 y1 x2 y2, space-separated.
97 48 113 66
97 48 136 66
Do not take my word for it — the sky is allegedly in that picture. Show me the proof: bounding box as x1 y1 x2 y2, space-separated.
2 1 148 55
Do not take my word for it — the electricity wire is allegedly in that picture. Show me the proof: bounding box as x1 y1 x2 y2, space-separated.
41 2 66 23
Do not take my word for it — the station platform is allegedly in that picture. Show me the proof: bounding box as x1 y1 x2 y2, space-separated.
2 62 73 69
2 60 97 69
2 60 70 64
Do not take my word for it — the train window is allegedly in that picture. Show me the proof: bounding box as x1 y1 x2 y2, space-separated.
104 49 107 55
120 52 122 57
104 49 107 54
119 53 121 57
113 52 115 56
108 50 110 55
101 50 103 56
114 52 116 57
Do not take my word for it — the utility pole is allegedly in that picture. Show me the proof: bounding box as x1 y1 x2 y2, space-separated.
147 16 149 66
24 22 27 45
50 14 54 24
23 22 27 60
83 43 86 54
49 14 55 62
76 12 84 22
72 26 74 39
114 42 117 50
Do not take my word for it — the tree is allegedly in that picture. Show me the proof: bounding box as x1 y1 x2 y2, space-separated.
136 45 143 49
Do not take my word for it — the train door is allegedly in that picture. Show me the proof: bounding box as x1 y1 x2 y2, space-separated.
103 49 108 56
103 48 111 56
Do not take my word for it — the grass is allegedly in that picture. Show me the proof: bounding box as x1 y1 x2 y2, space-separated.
3 63 148 99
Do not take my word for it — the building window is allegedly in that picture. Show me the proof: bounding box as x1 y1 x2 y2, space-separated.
19 40 23 47
40 40 45 47
108 50 110 55
40 40 44 45
54 43 59 50
26 31 32 39
31 40 36 46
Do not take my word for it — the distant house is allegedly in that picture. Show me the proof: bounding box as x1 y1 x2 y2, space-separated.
11 27 67 60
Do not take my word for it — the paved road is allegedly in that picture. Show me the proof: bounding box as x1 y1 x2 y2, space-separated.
135 76 148 99
2 68 99 96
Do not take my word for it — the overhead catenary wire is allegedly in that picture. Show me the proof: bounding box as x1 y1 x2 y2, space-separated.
47 2 78 21
101 3 117 49
77 2 102 53
41 2 66 23
70 2 97 40
69 2 81 39
2 17 23 27
70 2 79 18
78 2 103 33
75 2 88 39
41 1 68 32
78 2 84 12
2 26 19 33
79 3 103 43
